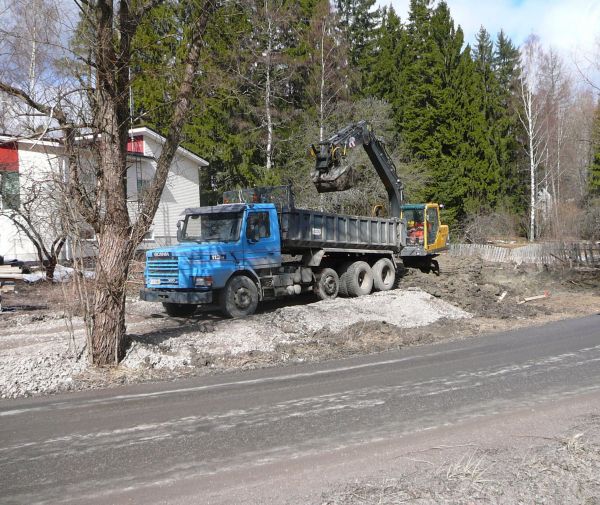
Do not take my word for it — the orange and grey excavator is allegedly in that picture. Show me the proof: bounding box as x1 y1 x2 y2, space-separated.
310 120 448 272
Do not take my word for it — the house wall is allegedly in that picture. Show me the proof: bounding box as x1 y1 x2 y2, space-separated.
132 135 201 249
0 143 64 262
0 131 205 264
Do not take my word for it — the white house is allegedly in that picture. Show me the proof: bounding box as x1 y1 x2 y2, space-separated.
0 127 208 262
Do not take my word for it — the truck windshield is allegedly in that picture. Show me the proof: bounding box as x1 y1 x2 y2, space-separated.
182 212 242 243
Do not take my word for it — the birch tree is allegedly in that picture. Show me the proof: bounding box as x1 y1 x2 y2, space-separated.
306 0 347 141
518 36 547 241
537 49 571 236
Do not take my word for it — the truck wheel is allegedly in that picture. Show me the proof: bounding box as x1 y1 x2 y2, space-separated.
314 268 339 300
372 258 395 291
220 275 259 318
344 261 374 297
163 302 197 318
337 262 353 297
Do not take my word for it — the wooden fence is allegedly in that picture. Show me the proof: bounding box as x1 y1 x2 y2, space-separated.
449 242 600 268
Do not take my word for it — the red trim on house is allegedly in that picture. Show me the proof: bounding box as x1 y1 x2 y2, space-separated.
127 135 144 154
0 142 18 172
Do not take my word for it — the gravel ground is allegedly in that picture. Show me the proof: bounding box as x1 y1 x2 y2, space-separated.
0 287 468 399
1 254 598 400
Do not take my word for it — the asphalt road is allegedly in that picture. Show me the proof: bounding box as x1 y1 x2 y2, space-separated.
1 314 599 505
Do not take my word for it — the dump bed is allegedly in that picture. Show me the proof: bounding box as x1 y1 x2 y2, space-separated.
280 207 404 254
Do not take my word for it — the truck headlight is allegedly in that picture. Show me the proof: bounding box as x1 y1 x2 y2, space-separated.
193 276 213 287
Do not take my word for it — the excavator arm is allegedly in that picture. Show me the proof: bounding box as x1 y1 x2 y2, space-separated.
310 120 404 217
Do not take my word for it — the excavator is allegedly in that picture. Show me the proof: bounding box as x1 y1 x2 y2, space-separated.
310 120 448 272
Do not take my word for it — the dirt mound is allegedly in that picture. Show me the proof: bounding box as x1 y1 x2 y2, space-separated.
400 255 548 319
122 289 470 371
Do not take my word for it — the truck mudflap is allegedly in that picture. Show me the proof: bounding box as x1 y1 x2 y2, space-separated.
139 289 212 305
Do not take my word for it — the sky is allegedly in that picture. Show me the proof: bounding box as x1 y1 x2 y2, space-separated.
382 0 600 72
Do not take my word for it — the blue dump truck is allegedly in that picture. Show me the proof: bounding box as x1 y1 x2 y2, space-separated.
140 187 405 317
140 186 406 317
141 121 448 318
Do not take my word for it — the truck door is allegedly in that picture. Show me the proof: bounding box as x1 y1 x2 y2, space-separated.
425 205 439 249
244 209 281 269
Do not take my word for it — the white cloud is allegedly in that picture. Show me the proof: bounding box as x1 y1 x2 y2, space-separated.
378 0 600 86
381 0 600 60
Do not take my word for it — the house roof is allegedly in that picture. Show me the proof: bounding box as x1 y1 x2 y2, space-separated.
129 126 209 167
0 133 62 149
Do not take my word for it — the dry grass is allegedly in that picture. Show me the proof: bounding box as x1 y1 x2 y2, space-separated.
322 417 600 505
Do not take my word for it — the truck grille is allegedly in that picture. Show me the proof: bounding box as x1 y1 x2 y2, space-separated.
147 257 179 286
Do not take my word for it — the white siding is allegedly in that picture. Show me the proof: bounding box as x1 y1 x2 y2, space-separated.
0 143 64 262
138 136 201 248
0 129 206 262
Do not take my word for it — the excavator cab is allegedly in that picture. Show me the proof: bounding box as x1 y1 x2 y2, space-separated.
402 203 449 254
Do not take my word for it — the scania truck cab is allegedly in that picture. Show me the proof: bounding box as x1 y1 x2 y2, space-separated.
141 202 285 317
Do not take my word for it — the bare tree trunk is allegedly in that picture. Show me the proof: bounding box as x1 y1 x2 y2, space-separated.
319 20 326 143
527 93 536 242
90 139 132 363
264 0 273 171
92 226 133 363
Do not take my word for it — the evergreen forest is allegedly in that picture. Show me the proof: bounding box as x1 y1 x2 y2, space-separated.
130 0 600 240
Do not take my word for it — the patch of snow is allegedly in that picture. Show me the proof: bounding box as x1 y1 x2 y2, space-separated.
23 265 94 283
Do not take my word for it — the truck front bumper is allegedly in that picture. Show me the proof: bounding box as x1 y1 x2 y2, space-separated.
139 289 213 305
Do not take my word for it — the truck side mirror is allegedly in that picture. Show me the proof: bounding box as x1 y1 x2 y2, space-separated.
176 220 183 242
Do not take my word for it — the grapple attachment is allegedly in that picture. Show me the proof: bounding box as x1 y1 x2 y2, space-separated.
310 145 360 193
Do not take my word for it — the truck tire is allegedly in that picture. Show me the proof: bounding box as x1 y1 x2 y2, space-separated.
163 302 197 318
372 258 395 291
337 262 353 297
220 275 259 318
314 268 339 300
344 261 374 297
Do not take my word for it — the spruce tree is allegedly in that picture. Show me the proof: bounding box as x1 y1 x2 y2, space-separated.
362 6 404 100
493 30 526 213
589 104 600 197
131 3 263 195
335 0 381 90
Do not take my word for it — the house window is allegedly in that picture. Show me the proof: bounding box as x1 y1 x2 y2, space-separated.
0 142 19 211
127 135 144 154
142 229 155 241
137 176 151 199
78 227 96 241
0 171 20 210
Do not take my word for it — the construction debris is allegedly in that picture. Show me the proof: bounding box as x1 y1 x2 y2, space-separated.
518 292 551 304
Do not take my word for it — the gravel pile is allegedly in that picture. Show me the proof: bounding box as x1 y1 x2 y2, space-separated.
0 287 470 399
121 288 470 371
